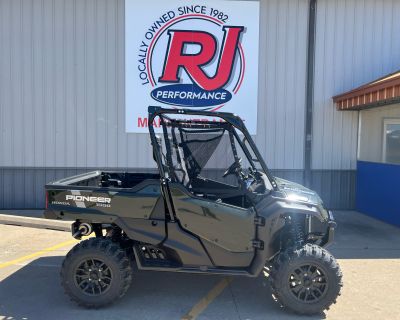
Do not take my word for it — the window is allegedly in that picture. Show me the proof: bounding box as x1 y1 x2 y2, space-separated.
383 119 400 164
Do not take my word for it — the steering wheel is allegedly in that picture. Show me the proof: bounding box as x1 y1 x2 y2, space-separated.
222 158 242 178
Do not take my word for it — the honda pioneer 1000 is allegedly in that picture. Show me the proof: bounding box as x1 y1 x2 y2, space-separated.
44 107 342 315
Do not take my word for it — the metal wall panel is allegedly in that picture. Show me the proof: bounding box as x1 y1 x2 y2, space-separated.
310 170 356 209
0 0 308 170
257 0 309 169
313 0 400 169
0 0 146 169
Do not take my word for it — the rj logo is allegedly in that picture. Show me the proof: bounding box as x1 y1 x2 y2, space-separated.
158 26 244 91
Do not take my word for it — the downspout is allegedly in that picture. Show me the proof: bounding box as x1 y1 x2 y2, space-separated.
304 0 317 187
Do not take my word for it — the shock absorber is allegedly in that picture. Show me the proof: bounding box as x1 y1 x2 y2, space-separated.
291 219 305 247
284 215 305 248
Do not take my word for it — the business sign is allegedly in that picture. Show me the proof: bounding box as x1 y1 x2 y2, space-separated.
125 0 260 133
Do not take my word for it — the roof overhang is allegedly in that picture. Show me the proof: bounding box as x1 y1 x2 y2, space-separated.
333 70 400 111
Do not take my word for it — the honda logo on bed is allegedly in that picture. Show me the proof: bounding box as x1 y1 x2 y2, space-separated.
137 7 246 111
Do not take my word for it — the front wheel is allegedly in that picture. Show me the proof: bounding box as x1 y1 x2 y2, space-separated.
268 244 342 315
61 238 133 308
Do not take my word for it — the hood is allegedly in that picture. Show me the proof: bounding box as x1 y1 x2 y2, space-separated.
274 177 323 205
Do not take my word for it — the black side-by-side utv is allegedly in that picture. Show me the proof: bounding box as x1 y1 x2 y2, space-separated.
44 106 342 315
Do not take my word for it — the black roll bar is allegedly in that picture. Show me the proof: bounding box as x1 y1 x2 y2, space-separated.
148 106 278 190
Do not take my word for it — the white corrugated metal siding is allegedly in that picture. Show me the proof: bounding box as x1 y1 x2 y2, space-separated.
257 0 308 169
0 0 308 170
0 0 138 168
312 0 400 170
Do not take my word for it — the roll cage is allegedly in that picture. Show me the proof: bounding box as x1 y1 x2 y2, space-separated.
148 106 277 191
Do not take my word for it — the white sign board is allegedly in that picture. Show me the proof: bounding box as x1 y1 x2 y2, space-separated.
125 0 260 133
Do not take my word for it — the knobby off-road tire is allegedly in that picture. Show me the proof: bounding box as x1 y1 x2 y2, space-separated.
61 238 133 308
269 243 342 315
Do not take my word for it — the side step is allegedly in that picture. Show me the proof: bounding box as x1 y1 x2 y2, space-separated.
133 245 181 270
133 245 254 276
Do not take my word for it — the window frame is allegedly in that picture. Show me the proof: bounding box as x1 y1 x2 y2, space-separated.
382 118 400 163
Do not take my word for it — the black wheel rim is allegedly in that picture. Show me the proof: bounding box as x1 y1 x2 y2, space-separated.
74 258 113 296
288 264 328 303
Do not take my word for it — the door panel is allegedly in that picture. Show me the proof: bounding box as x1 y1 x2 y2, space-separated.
201 238 254 267
169 184 256 253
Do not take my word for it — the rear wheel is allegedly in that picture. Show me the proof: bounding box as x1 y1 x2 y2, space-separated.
61 238 132 308
269 244 342 315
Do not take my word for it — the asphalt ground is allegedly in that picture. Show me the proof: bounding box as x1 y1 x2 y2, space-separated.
1 211 400 320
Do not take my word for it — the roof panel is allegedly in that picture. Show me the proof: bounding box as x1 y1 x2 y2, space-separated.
333 70 400 110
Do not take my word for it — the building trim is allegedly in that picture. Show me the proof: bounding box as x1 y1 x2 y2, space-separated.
333 70 400 110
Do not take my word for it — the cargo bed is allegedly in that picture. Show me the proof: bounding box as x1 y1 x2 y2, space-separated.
46 171 160 189
44 170 164 223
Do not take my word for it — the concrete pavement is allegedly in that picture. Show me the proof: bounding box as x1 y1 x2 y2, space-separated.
0 211 400 320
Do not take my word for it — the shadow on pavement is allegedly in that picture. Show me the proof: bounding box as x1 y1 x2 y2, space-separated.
0 256 327 320
329 211 400 259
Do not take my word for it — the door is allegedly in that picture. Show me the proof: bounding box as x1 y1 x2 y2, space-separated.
149 110 261 266
169 183 256 254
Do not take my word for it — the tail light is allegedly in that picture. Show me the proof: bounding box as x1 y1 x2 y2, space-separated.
45 191 49 209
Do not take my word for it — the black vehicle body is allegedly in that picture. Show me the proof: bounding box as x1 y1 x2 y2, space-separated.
45 106 336 277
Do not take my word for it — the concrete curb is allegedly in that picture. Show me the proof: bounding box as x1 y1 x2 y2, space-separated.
0 214 71 232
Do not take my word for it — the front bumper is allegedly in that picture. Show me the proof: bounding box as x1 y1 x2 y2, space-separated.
323 210 336 247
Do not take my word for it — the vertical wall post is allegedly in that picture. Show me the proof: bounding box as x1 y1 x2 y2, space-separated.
304 0 317 187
